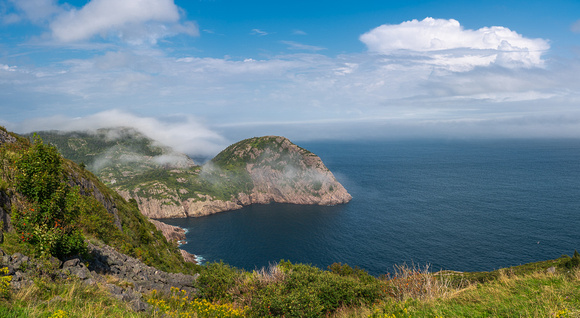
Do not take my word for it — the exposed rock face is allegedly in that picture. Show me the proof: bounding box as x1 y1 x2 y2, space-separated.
0 128 17 146
180 250 197 264
118 190 188 219
148 219 186 243
182 198 243 217
123 136 352 218
232 136 352 206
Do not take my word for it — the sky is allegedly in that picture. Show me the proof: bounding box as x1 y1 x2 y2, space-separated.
1 0 580 155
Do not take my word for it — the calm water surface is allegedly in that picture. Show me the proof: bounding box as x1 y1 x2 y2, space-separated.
160 139 580 276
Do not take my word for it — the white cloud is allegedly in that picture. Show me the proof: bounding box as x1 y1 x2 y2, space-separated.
281 41 325 51
250 28 268 36
49 0 197 43
12 110 227 157
2 16 579 142
0 64 17 72
360 17 550 70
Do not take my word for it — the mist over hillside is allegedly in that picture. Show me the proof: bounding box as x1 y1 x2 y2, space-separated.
32 129 351 219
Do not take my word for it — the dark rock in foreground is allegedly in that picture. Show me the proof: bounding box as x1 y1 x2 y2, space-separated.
0 243 198 312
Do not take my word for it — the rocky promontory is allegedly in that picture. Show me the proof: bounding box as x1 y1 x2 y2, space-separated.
31 130 351 219
214 136 352 206
131 136 352 218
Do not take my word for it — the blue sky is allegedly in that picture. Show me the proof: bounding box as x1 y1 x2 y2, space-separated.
1 0 580 155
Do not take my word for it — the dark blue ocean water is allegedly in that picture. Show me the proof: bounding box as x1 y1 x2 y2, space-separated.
160 139 580 276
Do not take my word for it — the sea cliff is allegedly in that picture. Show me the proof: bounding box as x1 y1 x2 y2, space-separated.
127 136 351 218
34 130 351 219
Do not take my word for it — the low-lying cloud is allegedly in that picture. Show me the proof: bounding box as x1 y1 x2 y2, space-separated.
9 110 227 157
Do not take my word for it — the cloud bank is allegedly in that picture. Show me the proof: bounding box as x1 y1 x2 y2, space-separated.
10 110 227 157
5 0 62 24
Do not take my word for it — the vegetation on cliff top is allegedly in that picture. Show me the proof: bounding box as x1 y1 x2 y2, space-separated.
29 128 166 167
212 135 315 170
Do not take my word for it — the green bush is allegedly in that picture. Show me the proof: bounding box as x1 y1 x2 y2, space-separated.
11 136 86 258
194 260 386 317
563 250 580 269
328 262 376 283
242 261 385 317
195 261 241 301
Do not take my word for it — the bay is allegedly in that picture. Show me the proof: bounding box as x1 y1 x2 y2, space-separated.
159 139 580 276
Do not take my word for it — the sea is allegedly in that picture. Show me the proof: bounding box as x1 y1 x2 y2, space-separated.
159 139 580 276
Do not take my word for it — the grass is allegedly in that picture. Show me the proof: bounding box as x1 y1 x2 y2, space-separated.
367 268 580 317
0 257 578 317
0 279 144 318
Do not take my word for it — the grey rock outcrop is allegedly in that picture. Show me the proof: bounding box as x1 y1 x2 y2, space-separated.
0 128 17 146
239 136 351 206
148 219 186 243
85 242 198 295
0 243 198 312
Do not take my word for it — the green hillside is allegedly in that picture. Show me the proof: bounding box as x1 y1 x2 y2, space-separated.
32 128 252 206
31 131 352 220
1 127 193 273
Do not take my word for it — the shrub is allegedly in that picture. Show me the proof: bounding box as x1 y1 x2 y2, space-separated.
11 135 86 258
195 261 241 301
0 267 12 299
563 250 580 269
328 262 376 283
232 261 386 317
